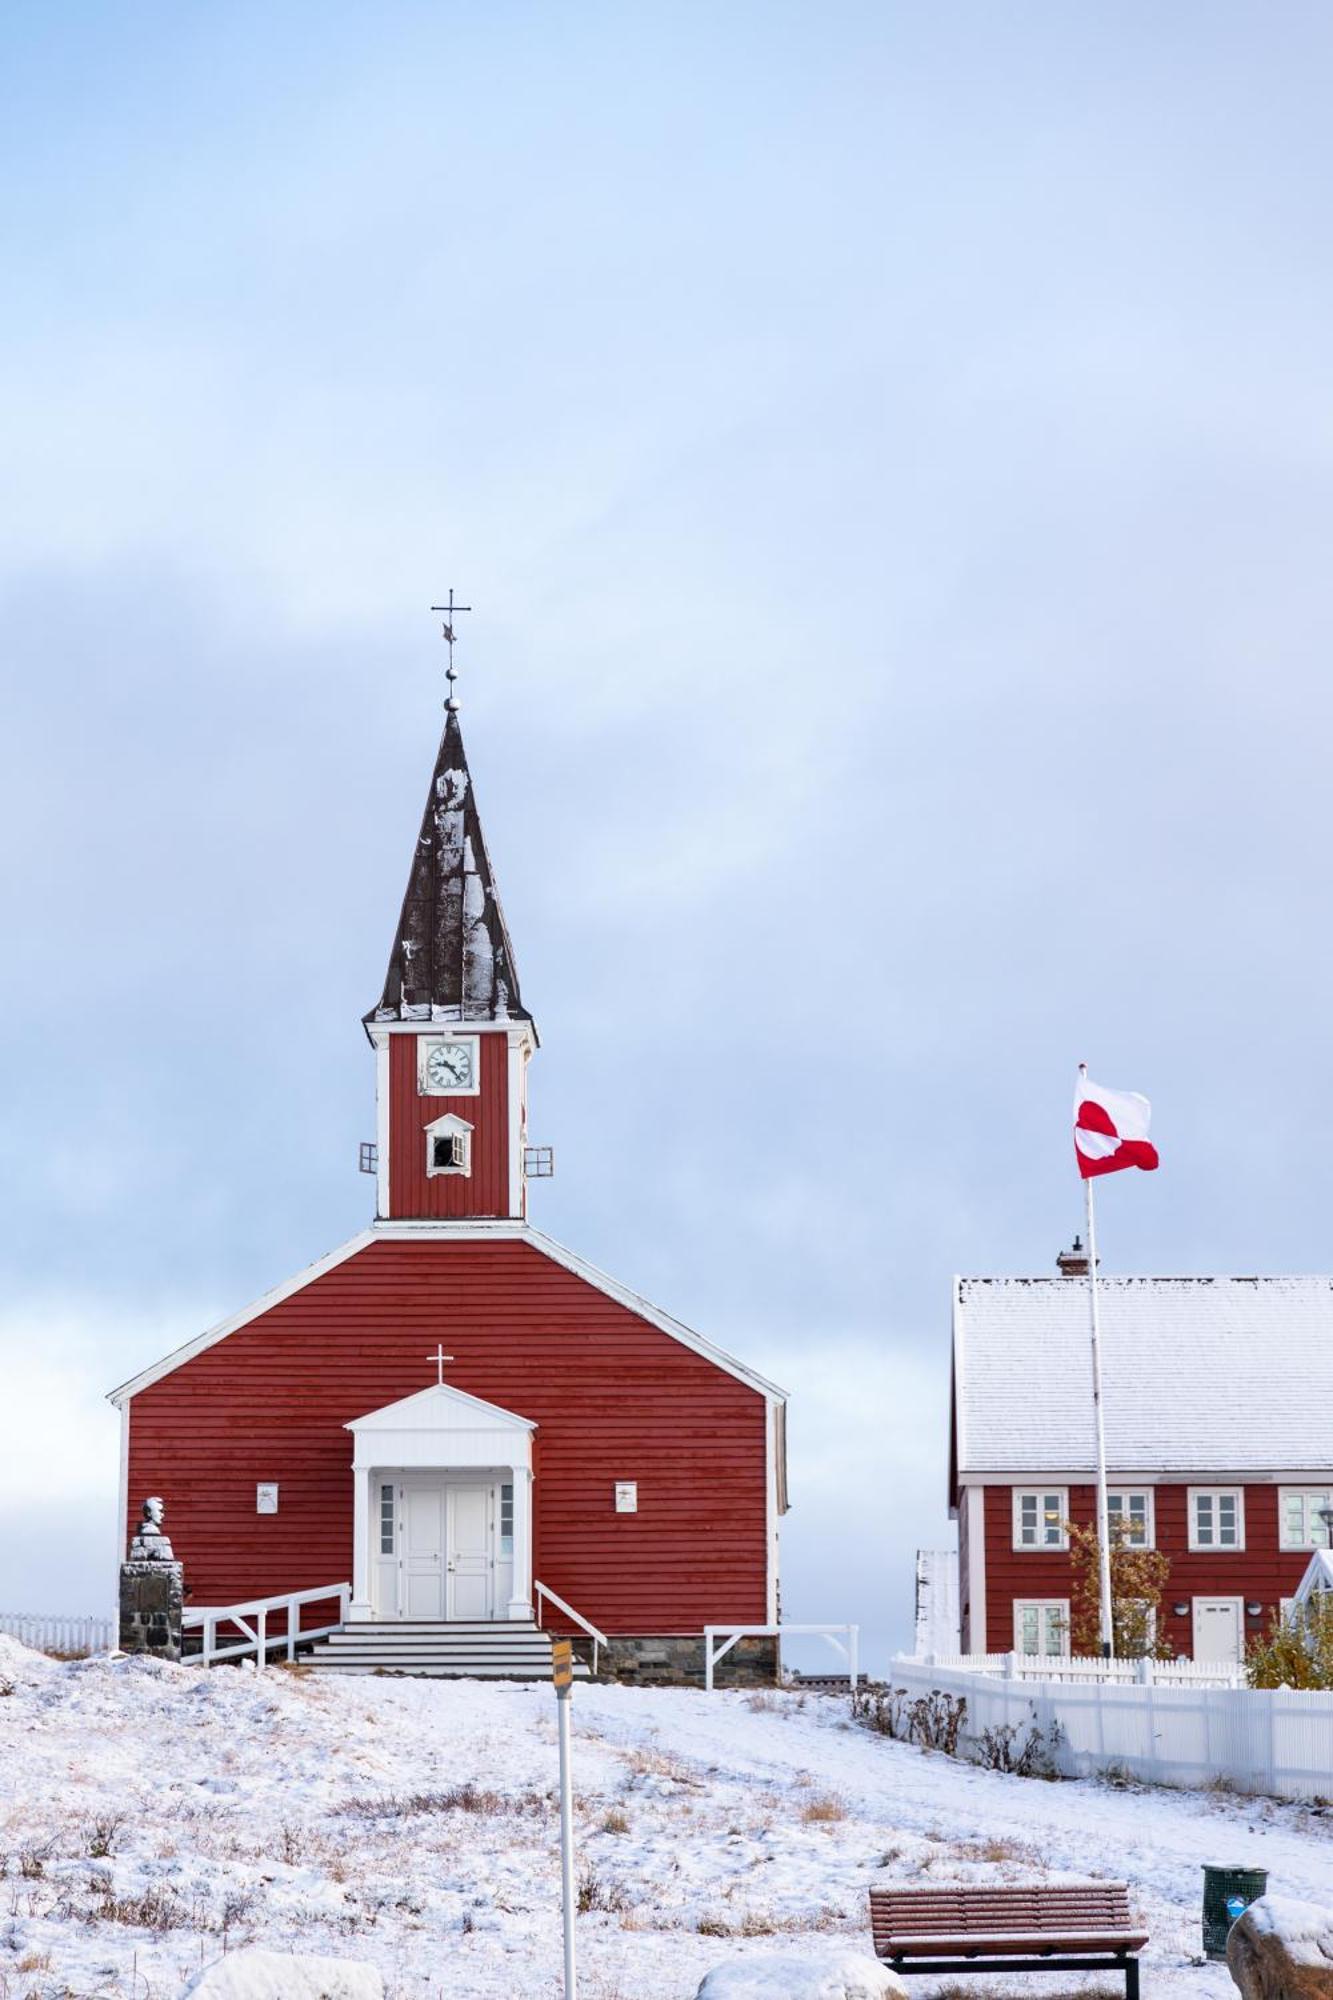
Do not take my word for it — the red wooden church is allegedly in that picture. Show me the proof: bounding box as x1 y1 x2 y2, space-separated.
110 679 788 1679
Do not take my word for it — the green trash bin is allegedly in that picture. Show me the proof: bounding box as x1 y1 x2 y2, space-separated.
1201 1865 1268 1959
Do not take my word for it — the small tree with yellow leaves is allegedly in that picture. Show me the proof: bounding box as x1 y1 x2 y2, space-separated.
1066 1518 1172 1658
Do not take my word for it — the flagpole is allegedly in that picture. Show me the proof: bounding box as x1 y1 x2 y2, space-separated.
1082 1166 1115 1659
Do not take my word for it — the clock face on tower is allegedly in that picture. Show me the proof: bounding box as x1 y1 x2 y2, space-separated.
419 1037 479 1095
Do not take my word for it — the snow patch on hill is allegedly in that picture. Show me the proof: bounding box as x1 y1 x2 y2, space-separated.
0 1641 1331 1995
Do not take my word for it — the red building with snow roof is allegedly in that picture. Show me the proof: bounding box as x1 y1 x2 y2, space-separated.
110 683 787 1680
950 1248 1333 1663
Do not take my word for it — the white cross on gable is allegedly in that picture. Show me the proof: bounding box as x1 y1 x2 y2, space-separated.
428 1344 455 1387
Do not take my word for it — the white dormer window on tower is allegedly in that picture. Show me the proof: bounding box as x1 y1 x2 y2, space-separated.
425 1112 473 1178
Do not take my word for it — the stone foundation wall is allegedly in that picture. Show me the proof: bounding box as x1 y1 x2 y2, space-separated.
592 1634 779 1687
118 1561 183 1661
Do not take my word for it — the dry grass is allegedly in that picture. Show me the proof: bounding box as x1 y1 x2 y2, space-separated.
800 1794 848 1824
336 1783 548 1819
599 1807 631 1835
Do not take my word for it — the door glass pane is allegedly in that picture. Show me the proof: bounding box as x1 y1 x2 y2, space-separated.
379 1484 395 1556
500 1481 514 1557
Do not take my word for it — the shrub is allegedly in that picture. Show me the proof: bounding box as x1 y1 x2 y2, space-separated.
1247 1598 1333 1689
800 1795 847 1823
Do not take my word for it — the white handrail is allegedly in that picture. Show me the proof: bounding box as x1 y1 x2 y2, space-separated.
183 1583 350 1669
704 1622 860 1693
534 1581 608 1678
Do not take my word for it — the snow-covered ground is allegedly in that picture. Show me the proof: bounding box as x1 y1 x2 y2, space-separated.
2 1636 1331 1998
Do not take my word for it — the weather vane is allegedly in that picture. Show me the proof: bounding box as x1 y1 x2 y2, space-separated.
430 588 472 711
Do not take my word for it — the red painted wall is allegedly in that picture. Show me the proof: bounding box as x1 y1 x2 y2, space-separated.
388 1033 510 1220
125 1236 770 1634
979 1482 1315 1656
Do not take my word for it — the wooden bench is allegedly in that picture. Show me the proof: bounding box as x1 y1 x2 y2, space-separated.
869 1882 1148 1998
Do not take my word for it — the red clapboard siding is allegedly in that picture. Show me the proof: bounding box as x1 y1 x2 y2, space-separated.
125 1236 769 1633
388 1033 509 1219
982 1481 1316 1657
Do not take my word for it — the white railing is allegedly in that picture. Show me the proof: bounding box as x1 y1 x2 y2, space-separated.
916 1649 1244 1689
183 1584 350 1669
705 1623 860 1693
888 1654 1333 1802
0 1612 113 1657
534 1581 609 1678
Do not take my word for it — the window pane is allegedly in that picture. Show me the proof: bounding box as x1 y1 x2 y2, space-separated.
1020 1605 1038 1652
1314 1497 1331 1548
1020 1495 1037 1544
1044 1608 1065 1656
1195 1494 1213 1543
1042 1496 1063 1545
1285 1495 1305 1544
1219 1494 1237 1543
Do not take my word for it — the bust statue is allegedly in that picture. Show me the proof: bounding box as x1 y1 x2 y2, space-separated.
128 1495 175 1562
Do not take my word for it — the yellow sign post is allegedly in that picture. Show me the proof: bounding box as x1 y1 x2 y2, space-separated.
553 1637 577 1997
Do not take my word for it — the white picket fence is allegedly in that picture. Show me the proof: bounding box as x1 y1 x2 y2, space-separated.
920 1649 1245 1689
890 1654 1333 1802
0 1612 113 1656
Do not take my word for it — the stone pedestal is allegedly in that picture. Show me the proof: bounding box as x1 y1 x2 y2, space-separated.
598 1633 780 1687
119 1560 183 1660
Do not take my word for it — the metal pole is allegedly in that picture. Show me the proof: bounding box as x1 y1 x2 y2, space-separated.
1083 1173 1115 1659
557 1681 577 2000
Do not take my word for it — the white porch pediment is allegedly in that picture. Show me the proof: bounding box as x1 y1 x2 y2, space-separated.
346 1381 535 1473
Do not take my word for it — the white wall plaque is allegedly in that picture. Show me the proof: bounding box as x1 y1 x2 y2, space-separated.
614 1481 638 1514
256 1483 279 1515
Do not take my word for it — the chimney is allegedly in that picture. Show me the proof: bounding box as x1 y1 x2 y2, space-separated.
1056 1235 1092 1278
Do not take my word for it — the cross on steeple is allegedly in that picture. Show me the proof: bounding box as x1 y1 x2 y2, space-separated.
430 589 472 711
428 1344 455 1387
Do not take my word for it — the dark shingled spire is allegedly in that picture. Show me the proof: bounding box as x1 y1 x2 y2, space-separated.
366 709 530 1025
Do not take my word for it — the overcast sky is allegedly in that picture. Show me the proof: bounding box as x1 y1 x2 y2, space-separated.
4 3 1333 1666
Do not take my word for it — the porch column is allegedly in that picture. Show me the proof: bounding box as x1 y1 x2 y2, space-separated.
349 1465 374 1623
508 1463 534 1620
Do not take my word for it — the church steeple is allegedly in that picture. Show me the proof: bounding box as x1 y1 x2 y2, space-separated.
365 708 530 1028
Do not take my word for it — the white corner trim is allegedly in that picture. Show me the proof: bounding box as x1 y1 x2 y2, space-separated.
373 1032 390 1219
106 1229 378 1406
506 1030 525 1221
116 1402 130 1566
968 1485 987 1653
765 1401 780 1623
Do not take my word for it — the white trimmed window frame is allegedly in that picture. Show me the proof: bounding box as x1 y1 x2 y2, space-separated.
417 1035 482 1098
1279 1487 1333 1550
425 1112 474 1178
1014 1599 1070 1657
1012 1488 1069 1551
1188 1486 1245 1551
1107 1488 1155 1549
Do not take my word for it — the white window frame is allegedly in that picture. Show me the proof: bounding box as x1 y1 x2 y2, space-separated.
1188 1486 1245 1551
1014 1599 1070 1657
1279 1488 1333 1551
417 1035 482 1098
425 1112 473 1178
1012 1488 1069 1551
1107 1488 1155 1549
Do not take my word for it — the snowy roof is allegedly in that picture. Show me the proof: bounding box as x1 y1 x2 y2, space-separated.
366 708 530 1026
953 1275 1333 1483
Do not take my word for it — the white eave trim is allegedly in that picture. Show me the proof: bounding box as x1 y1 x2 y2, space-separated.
106 1229 378 1406
107 1219 788 1410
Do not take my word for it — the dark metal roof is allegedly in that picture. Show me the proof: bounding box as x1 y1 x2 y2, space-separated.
365 709 530 1026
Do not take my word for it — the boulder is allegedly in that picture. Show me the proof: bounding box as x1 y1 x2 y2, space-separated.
1228 1896 1333 1998
182 1949 383 1999
694 1951 907 2000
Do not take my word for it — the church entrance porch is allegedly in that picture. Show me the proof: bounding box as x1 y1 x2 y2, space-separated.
345 1376 534 1624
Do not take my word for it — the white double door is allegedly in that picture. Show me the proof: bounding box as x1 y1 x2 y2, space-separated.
399 1480 496 1621
1193 1596 1244 1663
